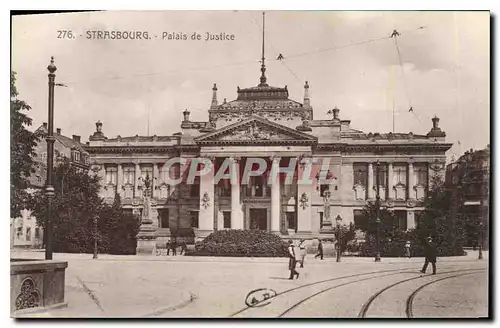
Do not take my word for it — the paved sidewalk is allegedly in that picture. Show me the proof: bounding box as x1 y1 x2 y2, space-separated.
11 249 488 318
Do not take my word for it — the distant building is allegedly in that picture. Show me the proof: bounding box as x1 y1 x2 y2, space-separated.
446 146 490 248
11 123 90 249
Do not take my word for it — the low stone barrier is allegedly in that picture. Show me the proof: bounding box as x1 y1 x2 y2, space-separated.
11 259 68 317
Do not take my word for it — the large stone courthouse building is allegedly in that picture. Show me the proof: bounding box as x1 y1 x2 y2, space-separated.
85 59 452 248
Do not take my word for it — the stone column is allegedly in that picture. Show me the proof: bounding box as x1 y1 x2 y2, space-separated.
199 158 214 235
367 162 374 199
135 163 141 198
153 163 159 199
407 210 415 230
387 162 394 199
117 164 123 198
270 157 281 233
230 157 243 229
297 157 312 234
408 162 415 200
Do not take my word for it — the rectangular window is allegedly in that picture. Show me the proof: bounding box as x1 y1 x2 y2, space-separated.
190 184 200 197
394 210 407 231
217 182 231 197
319 212 324 228
372 163 388 188
158 209 169 228
353 209 364 230
35 227 40 239
223 211 231 229
190 211 199 228
353 163 368 186
73 151 80 162
393 164 407 185
415 164 428 187
105 166 117 185
123 166 135 185
141 166 153 180
26 227 31 241
286 212 297 230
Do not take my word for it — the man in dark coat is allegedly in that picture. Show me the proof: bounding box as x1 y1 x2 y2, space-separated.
314 239 324 260
421 237 437 274
288 240 299 280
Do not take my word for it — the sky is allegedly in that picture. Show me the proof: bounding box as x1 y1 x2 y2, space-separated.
11 11 490 160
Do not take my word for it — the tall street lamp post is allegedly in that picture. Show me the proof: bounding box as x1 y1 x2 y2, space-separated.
478 219 483 260
45 57 57 260
93 215 98 259
336 215 342 262
375 160 381 262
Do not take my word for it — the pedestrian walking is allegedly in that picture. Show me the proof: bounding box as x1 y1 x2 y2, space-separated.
171 240 177 256
314 239 324 260
166 240 171 255
288 240 299 280
420 237 437 275
404 240 411 258
298 239 306 268
180 241 187 255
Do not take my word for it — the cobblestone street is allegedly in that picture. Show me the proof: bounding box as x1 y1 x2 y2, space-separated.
12 249 488 318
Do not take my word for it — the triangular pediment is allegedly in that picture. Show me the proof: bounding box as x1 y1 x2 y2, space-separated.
195 115 317 145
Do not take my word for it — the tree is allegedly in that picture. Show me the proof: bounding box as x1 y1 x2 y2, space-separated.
30 158 140 254
99 194 140 255
408 175 466 256
356 202 406 257
30 159 103 252
11 71 39 218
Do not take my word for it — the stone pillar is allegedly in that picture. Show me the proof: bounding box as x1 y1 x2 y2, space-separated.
117 163 123 198
407 210 415 230
270 157 281 233
199 158 214 234
135 163 141 198
367 162 374 199
153 163 159 198
230 157 243 229
297 158 312 234
387 162 394 199
408 162 415 200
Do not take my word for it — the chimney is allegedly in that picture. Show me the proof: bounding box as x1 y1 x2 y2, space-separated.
432 116 440 129
332 107 340 121
211 83 218 108
303 81 310 108
72 135 81 143
42 122 48 129
183 109 191 122
56 128 61 134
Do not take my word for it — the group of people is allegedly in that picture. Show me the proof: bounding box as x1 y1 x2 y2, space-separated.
286 237 438 279
165 240 188 256
287 238 324 280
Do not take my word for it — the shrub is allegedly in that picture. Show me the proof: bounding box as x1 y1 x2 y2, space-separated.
193 229 289 257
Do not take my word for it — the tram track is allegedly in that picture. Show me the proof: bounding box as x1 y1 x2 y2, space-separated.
357 268 486 318
405 270 485 318
230 266 422 317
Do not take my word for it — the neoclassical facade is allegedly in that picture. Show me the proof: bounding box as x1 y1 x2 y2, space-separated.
85 66 452 251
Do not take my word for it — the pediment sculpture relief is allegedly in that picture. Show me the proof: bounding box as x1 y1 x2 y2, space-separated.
225 122 277 141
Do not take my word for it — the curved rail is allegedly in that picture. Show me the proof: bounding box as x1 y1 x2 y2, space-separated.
405 270 485 318
358 268 485 318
